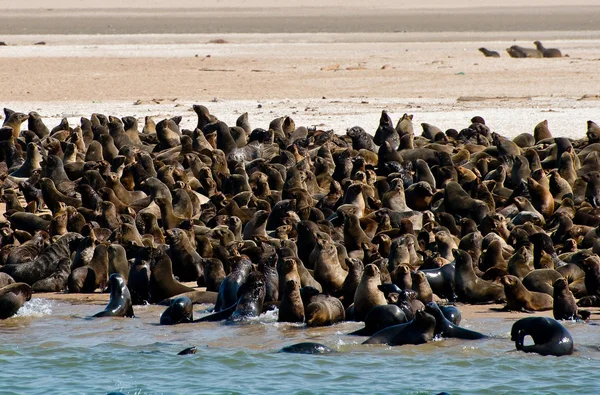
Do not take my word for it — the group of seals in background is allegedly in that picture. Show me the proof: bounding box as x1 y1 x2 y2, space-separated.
1 104 598 357
479 41 564 58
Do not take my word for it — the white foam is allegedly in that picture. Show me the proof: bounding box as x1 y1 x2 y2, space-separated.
15 298 54 317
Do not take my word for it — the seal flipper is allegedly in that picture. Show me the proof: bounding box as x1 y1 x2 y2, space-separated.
194 302 237 322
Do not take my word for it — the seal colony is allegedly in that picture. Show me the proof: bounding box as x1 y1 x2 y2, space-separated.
1 105 600 356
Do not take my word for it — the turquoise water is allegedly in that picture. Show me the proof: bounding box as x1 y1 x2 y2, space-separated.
1 299 599 395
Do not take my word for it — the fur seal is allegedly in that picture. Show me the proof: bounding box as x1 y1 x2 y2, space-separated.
312 234 348 294
353 264 387 321
304 294 345 327
93 274 134 318
453 249 505 304
478 48 500 58
506 45 542 58
149 246 217 305
279 342 335 354
68 244 109 293
533 41 562 58
165 228 203 282
425 302 486 340
278 279 304 323
500 275 553 312
214 256 253 311
553 278 588 321
362 310 436 346
0 273 15 288
1 232 82 286
349 304 407 336
31 257 71 292
160 296 193 325
0 283 32 319
229 271 267 322
511 317 573 356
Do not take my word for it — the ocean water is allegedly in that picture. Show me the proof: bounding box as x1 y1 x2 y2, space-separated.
1 299 599 395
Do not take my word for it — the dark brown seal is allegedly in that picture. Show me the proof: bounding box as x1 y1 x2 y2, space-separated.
501 275 553 312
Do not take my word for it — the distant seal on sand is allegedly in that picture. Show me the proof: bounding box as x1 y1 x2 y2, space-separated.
533 41 562 58
500 275 553 312
506 45 542 58
478 48 500 58
93 274 134 318
363 310 436 346
511 317 573 356
0 283 32 319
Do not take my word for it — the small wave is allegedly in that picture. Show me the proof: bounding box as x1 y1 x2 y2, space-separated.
15 298 54 317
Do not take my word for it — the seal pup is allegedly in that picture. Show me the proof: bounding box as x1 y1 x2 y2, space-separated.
93 274 134 318
363 310 436 346
511 317 573 356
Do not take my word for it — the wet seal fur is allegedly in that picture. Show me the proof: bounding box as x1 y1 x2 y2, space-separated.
0 283 32 319
425 302 486 340
511 317 573 356
93 274 134 318
279 342 335 354
363 310 436 346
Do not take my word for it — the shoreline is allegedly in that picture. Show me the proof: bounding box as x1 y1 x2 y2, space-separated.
30 291 600 322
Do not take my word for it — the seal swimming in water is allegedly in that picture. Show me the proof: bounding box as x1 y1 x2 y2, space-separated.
511 317 573 356
160 296 194 325
93 274 134 318
279 342 335 354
